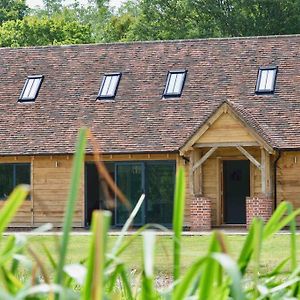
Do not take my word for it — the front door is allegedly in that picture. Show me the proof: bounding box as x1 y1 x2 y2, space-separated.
223 160 250 224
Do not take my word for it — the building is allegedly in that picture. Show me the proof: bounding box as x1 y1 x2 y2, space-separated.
0 35 299 229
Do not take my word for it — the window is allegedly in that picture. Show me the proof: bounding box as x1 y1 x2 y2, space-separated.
0 163 30 200
97 73 121 99
255 67 278 94
19 75 44 102
85 161 175 227
163 70 187 97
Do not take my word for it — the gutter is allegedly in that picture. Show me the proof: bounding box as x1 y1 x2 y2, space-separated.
273 150 281 210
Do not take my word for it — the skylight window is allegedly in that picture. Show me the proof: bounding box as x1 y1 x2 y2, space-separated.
255 67 278 94
163 70 187 97
97 73 121 99
19 75 44 102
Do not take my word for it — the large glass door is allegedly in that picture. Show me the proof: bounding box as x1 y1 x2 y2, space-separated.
145 162 175 225
115 163 144 225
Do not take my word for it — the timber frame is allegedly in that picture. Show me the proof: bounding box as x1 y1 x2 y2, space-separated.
181 102 274 225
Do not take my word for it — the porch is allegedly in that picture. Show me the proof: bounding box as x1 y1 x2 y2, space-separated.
181 103 275 230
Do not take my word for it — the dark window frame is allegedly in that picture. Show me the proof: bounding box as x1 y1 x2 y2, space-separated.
84 160 176 227
163 70 187 98
0 163 31 200
255 66 278 94
97 73 122 100
19 75 44 102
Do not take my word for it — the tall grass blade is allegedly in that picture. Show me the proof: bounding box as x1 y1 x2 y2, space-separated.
172 167 185 282
211 253 245 300
81 210 111 300
55 127 87 287
252 218 264 298
111 194 145 256
141 230 156 300
119 264 134 300
173 256 207 300
0 185 29 238
198 231 223 300
286 202 297 270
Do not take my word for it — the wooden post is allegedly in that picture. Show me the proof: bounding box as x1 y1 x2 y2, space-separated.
261 148 266 195
190 151 195 195
194 149 202 195
265 151 271 197
31 156 34 226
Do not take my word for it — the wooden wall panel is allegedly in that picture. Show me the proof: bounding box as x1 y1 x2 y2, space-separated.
32 156 83 227
0 153 177 228
277 152 300 223
197 113 256 144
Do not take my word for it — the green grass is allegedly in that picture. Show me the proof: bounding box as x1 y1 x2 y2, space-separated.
19 234 298 276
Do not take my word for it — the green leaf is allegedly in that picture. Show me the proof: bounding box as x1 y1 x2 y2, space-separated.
55 127 87 288
81 210 111 300
0 185 29 238
172 167 185 282
141 230 157 300
211 253 245 300
198 231 223 300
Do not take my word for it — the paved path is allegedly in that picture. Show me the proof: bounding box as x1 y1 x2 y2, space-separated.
3 229 299 236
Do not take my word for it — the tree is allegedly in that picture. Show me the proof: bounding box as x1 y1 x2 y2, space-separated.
189 0 300 37
0 15 93 47
118 0 300 41
0 0 28 24
101 0 139 42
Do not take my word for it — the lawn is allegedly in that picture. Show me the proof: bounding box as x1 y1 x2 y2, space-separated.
21 233 298 276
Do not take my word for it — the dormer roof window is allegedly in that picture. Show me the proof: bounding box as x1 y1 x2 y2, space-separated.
163 70 187 98
255 67 278 94
19 75 44 102
97 73 121 100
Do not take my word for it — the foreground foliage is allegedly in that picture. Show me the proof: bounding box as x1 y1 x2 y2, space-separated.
0 128 299 299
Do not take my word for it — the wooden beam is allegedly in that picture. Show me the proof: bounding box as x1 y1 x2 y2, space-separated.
193 149 202 195
236 146 261 169
192 147 217 172
265 150 271 196
261 148 266 194
190 151 195 194
194 141 259 148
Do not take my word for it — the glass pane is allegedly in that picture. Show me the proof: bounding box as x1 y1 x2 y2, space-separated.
145 162 175 224
166 73 176 94
22 79 35 99
15 164 30 185
0 165 14 200
265 69 276 91
100 76 111 96
173 73 185 94
116 164 143 225
28 78 41 99
258 70 268 90
107 75 119 96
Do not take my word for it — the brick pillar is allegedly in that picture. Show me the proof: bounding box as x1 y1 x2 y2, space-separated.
246 196 273 228
190 196 211 231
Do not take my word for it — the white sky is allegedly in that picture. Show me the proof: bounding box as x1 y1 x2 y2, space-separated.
26 0 125 9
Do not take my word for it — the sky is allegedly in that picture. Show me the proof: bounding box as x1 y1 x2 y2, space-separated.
26 0 125 9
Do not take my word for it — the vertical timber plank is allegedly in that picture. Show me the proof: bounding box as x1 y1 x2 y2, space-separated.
261 148 266 195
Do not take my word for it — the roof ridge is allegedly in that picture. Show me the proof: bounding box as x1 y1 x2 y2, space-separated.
1 34 300 51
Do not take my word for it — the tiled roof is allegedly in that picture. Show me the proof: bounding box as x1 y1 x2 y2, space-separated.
0 35 299 155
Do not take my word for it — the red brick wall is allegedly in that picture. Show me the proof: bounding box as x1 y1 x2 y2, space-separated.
190 196 211 231
246 196 273 227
